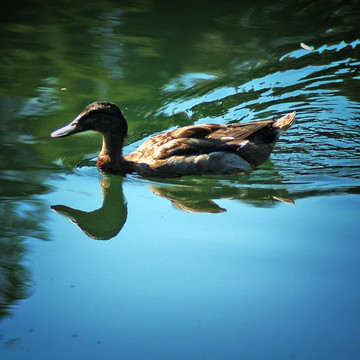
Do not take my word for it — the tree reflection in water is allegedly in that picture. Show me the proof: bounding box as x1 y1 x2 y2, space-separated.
0 199 48 319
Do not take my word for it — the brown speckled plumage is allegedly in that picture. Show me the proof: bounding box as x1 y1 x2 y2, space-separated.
51 102 296 177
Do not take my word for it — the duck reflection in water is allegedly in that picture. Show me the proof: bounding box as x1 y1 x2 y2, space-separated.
150 182 294 213
51 176 127 240
51 175 294 240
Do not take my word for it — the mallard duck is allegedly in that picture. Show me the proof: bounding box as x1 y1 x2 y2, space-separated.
51 101 296 177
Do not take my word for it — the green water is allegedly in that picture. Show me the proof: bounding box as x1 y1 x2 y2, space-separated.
1 1 360 359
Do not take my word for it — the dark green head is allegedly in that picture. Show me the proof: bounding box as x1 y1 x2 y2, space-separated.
51 101 128 139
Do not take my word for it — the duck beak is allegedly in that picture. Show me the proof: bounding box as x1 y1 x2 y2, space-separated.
51 115 82 138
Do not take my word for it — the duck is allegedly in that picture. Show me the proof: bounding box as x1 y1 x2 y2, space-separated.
51 101 296 177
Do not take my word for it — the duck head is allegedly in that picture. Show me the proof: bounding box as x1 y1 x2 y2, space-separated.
51 101 128 139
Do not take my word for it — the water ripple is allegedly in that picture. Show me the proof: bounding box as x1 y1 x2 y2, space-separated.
157 39 360 194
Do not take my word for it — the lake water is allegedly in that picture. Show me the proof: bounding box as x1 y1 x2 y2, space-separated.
1 1 360 359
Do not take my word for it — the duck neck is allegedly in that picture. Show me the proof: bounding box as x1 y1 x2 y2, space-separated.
97 132 131 175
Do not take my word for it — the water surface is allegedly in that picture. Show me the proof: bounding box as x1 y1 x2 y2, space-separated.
1 1 360 359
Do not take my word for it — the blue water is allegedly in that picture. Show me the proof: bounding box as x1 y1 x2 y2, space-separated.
1 1 360 359
2 178 360 359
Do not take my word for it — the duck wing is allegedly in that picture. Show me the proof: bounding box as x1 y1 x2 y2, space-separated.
131 121 274 160
154 124 233 159
206 120 274 142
